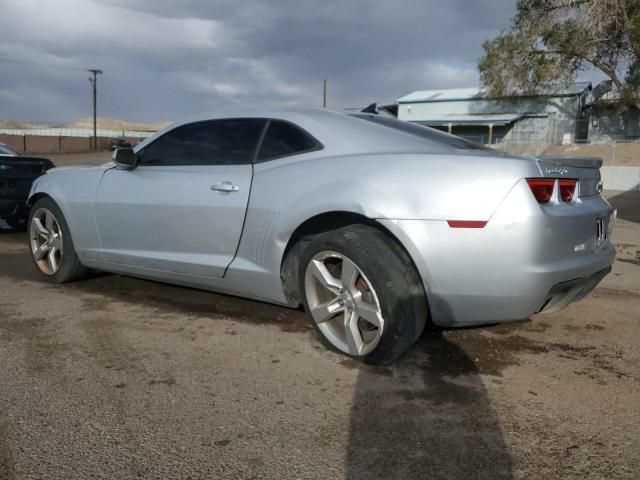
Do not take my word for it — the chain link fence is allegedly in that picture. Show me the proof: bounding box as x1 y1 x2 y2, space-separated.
0 127 156 154
489 116 640 165
0 127 155 138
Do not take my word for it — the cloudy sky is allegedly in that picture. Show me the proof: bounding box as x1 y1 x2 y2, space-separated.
0 0 518 124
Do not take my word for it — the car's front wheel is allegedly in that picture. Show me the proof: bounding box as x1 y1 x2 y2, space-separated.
299 224 428 364
28 197 88 283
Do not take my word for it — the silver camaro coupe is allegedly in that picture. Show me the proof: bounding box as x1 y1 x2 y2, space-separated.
26 108 615 363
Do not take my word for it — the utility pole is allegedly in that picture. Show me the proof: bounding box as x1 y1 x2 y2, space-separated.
88 69 103 151
323 78 327 108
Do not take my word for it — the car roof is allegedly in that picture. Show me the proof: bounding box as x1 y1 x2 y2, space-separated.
147 107 351 135
134 107 494 157
172 106 332 122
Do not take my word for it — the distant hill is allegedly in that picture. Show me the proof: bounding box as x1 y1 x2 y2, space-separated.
66 117 169 131
0 120 52 129
0 117 170 132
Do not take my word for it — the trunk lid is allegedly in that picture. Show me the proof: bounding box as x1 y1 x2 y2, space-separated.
535 155 602 197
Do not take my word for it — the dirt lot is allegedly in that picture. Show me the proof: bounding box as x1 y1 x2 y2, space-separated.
0 191 639 479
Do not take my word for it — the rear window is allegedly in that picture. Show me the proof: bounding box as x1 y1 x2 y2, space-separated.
256 120 321 162
350 114 494 151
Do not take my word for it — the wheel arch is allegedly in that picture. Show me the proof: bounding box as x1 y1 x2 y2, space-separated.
26 192 79 250
27 192 53 209
279 211 429 311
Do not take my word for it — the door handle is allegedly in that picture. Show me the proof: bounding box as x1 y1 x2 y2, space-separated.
211 181 240 193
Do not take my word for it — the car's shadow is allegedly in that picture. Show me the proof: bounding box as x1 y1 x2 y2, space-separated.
0 230 512 479
0 230 311 333
345 300 512 479
607 189 640 224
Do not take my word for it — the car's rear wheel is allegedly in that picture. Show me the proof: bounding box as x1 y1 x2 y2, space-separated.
299 224 428 364
28 197 88 283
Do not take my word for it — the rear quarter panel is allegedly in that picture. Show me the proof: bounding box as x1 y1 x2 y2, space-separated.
251 150 541 223
229 151 540 304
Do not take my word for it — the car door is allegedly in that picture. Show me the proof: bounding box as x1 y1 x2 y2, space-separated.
94 118 266 278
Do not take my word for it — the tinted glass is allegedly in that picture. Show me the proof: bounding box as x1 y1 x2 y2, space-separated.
257 120 319 161
0 144 17 155
351 114 494 151
141 119 265 166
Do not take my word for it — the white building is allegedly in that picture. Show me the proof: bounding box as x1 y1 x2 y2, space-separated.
397 83 593 146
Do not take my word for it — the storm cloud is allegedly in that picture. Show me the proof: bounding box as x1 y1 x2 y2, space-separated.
0 0 517 123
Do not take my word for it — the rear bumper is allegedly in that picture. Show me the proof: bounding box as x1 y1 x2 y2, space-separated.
378 180 616 327
537 266 611 314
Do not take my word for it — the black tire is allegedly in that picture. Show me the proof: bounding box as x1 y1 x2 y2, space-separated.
298 224 428 365
28 197 88 283
3 215 26 231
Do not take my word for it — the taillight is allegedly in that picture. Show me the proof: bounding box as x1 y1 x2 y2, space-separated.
527 179 554 203
527 178 578 204
446 220 487 228
559 179 577 202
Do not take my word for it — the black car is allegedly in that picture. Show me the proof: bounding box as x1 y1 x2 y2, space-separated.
0 146 54 229
0 143 19 156
110 138 132 150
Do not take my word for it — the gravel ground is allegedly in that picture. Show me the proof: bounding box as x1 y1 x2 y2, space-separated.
0 191 638 479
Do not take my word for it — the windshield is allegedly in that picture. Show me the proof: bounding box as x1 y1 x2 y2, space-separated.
0 144 18 156
350 113 495 151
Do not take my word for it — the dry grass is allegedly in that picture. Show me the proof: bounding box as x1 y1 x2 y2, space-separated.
66 116 169 131
0 120 51 129
0 117 169 132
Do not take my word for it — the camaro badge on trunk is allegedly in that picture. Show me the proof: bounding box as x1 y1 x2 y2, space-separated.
544 167 568 175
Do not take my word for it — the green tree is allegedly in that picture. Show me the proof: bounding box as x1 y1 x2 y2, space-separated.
479 0 640 105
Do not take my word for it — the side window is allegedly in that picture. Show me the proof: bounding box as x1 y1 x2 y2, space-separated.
256 120 320 162
140 119 265 166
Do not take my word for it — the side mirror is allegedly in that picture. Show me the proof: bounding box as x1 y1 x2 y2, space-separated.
113 147 137 170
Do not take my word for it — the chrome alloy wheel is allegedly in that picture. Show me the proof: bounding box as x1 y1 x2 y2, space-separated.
304 251 384 356
30 208 64 275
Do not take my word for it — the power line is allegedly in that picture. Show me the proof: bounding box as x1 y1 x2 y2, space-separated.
0 56 103 149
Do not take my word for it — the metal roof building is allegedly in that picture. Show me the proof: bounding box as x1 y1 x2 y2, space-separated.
397 83 593 148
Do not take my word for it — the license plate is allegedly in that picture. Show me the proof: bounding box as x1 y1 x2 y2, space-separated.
595 216 608 247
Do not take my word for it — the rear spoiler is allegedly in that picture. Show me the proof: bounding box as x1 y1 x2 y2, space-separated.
536 156 603 169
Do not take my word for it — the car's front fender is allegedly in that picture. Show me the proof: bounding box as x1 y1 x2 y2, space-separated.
28 166 109 261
